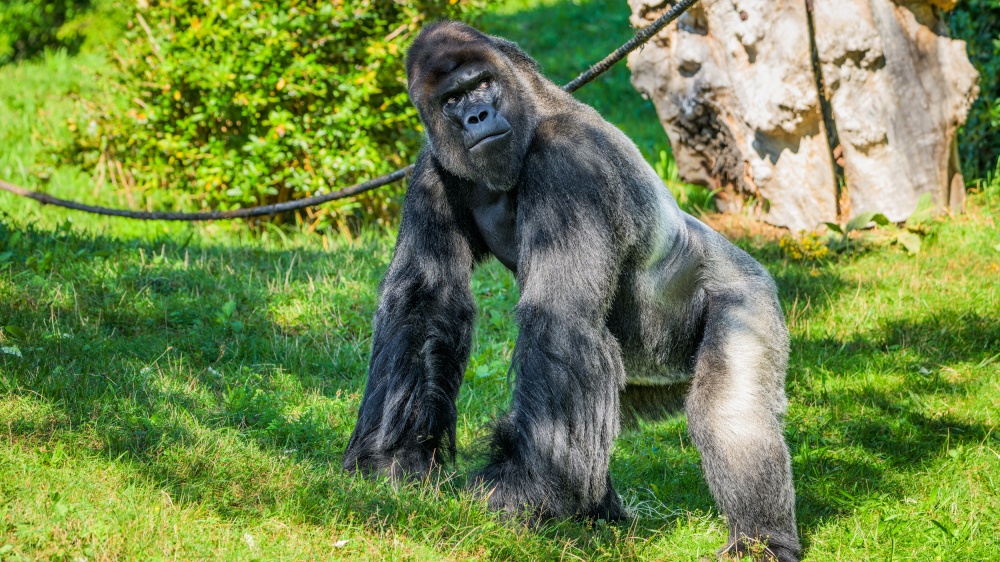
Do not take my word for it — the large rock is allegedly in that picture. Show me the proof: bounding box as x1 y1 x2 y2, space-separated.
812 0 979 220
628 0 979 229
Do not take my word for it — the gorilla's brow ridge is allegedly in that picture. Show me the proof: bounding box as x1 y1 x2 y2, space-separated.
406 23 502 92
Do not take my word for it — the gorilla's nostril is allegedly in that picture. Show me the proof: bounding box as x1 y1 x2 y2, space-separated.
478 110 489 121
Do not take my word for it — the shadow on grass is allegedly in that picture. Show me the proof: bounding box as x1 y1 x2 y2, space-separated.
786 311 999 539
0 218 380 494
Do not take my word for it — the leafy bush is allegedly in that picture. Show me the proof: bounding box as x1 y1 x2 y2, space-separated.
69 0 483 230
0 0 124 64
779 232 830 261
0 0 90 63
781 194 939 261
951 1 1000 180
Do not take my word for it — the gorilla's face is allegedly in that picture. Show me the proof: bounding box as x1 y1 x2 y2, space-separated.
406 22 539 191
438 64 512 155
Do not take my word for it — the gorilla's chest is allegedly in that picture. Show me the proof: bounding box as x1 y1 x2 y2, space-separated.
471 189 519 272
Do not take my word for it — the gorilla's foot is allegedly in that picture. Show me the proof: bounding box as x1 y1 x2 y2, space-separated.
472 461 627 522
585 480 630 522
471 462 547 519
342 445 438 482
718 535 801 562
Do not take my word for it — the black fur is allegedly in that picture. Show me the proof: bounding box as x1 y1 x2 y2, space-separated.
343 22 800 561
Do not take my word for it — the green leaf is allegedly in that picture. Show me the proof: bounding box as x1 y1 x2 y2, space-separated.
221 300 237 318
823 222 843 234
53 502 69 518
475 365 490 379
897 231 922 255
930 518 956 538
846 212 877 233
871 213 892 227
906 193 936 226
4 325 26 340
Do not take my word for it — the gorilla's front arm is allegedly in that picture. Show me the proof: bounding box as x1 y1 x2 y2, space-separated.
345 131 631 518
476 139 629 518
342 155 480 478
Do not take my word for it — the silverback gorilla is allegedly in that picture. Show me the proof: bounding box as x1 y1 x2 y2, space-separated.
343 22 800 561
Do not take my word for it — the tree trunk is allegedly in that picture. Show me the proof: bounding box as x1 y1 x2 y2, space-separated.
627 0 979 230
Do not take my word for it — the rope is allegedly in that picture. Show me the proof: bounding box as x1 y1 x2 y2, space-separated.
0 1 697 221
562 0 698 93
0 167 411 221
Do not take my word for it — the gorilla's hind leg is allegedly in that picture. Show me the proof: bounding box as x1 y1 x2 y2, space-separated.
685 291 800 562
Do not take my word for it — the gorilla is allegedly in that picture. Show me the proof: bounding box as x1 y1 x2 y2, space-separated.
343 21 800 561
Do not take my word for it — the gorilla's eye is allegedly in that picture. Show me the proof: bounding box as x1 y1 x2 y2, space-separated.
477 80 491 90
445 95 460 106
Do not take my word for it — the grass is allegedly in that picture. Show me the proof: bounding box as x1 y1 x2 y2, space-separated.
1 0 1000 560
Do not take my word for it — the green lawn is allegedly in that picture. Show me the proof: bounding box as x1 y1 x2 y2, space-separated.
2 1 1000 560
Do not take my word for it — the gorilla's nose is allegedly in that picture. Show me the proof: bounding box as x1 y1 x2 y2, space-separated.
466 107 492 126
463 104 511 150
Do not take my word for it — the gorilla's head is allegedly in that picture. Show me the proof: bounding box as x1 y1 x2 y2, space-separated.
406 22 542 191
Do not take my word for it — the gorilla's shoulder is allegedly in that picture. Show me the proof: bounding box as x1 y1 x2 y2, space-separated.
528 111 627 159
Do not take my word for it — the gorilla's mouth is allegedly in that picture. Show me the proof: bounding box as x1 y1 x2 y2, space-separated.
467 129 512 151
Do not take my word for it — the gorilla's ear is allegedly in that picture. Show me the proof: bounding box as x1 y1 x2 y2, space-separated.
489 36 540 73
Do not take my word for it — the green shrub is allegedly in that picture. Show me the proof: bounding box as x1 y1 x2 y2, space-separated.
69 0 483 230
0 0 124 64
0 0 90 63
951 0 1000 180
